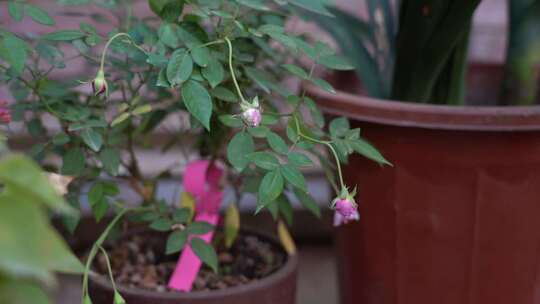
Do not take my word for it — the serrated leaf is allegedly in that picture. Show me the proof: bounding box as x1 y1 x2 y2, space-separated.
8 2 24 21
150 218 172 231
281 164 307 191
310 77 336 93
267 132 288 154
329 117 350 138
211 87 237 102
282 64 308 79
351 138 391 165
1 33 28 75
80 128 103 152
166 230 188 254
191 46 210 67
167 49 193 85
186 221 214 234
219 114 244 128
99 148 120 176
227 131 254 171
42 30 86 41
191 238 218 273
247 152 280 170
318 54 355 70
132 104 152 115
288 152 313 167
202 58 224 88
61 148 85 175
258 169 284 204
181 80 213 130
26 4 55 26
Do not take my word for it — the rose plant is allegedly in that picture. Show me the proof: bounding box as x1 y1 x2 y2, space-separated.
0 0 389 302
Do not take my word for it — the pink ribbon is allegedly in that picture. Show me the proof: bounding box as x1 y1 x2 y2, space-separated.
168 160 223 291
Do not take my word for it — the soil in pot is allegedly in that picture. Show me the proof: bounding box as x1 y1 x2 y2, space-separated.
93 230 287 293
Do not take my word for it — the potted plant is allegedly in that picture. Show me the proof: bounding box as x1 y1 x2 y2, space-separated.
304 1 540 304
0 0 388 303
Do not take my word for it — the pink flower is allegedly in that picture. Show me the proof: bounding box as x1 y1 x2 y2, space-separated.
0 101 11 124
91 70 108 96
333 198 359 226
242 107 262 127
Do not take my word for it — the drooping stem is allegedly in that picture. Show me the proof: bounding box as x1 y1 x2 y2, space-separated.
293 116 345 191
224 37 247 103
99 33 146 71
98 246 118 292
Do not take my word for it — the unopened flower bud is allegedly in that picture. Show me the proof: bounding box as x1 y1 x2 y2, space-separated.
0 100 11 124
242 107 262 127
331 187 359 226
91 70 108 96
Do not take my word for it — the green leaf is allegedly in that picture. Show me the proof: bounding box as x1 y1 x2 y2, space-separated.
61 148 85 175
25 5 55 26
191 46 210 67
167 49 193 85
304 96 325 128
329 117 350 138
114 291 126 304
0 33 28 75
288 152 313 167
258 169 284 204
181 80 213 130
282 64 308 79
247 126 270 138
8 1 24 21
191 238 218 273
158 23 180 48
289 0 333 17
166 230 188 254
0 155 73 213
150 0 184 22
310 77 336 93
111 113 130 127
132 104 152 115
227 131 255 171
267 132 288 154
186 221 214 234
0 281 51 304
202 58 224 88
277 195 294 226
237 0 270 11
42 30 86 41
281 164 307 191
219 114 244 128
351 138 391 165
247 152 280 170
150 218 172 231
293 188 321 218
211 87 237 102
80 129 103 152
99 148 120 176
318 54 355 70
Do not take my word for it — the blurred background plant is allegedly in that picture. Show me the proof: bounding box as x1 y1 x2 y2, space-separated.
306 0 540 106
0 153 83 304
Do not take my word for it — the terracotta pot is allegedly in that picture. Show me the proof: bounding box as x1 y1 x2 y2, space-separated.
306 64 540 304
88 229 298 304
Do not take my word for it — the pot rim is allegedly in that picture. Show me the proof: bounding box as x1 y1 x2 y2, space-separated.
89 228 298 300
305 77 540 132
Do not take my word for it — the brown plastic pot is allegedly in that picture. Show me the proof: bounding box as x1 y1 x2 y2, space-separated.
88 229 298 304
306 64 540 304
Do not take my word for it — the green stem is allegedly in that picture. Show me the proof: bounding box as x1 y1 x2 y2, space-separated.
99 33 146 71
80 207 151 303
293 116 345 190
98 246 118 291
224 37 247 103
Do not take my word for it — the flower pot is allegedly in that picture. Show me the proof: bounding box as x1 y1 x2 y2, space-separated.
88 229 298 304
306 64 540 304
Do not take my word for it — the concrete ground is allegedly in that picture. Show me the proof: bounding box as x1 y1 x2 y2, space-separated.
52 243 338 304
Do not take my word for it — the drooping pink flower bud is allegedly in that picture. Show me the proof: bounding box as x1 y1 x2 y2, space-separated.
91 70 108 96
0 100 11 124
331 187 359 226
242 107 262 127
333 198 359 226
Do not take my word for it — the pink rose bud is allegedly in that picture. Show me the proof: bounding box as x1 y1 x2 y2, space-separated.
91 70 108 96
333 198 359 226
0 101 11 124
242 107 262 127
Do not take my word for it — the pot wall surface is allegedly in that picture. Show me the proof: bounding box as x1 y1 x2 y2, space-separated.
307 66 540 304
